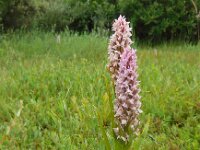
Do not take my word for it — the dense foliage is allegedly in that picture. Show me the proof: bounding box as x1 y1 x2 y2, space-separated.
0 0 200 43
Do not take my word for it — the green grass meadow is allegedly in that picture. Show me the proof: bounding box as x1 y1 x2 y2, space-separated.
0 31 200 149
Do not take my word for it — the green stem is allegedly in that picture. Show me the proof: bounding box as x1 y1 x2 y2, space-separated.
97 111 111 150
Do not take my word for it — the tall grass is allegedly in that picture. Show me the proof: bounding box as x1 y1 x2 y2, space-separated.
0 31 200 149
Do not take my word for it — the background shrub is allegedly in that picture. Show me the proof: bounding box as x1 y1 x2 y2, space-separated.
0 0 36 30
118 0 198 43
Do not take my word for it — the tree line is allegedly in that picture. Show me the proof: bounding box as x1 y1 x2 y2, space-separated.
0 0 200 43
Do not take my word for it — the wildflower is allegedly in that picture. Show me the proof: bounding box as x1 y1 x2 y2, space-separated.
56 34 61 44
114 48 142 142
107 15 133 83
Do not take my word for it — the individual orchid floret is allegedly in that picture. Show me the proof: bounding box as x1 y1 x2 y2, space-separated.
114 48 142 142
107 15 133 83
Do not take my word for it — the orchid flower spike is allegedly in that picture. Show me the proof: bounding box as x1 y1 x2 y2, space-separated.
113 48 142 142
107 15 133 84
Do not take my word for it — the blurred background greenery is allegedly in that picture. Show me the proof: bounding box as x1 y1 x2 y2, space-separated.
0 0 200 44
